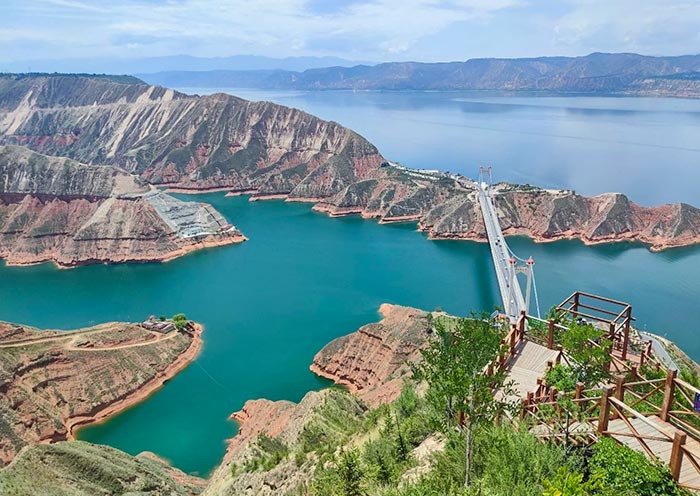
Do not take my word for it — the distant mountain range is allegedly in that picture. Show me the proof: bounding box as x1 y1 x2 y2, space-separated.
0 54 368 75
138 52 700 97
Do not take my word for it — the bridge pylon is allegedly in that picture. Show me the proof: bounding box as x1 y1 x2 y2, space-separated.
476 166 540 320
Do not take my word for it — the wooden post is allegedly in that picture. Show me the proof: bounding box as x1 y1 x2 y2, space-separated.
669 431 687 482
597 386 613 435
547 320 555 350
510 325 517 355
575 382 585 400
519 310 526 336
573 292 580 320
629 365 638 383
660 369 678 422
621 310 630 361
520 398 529 420
612 375 625 420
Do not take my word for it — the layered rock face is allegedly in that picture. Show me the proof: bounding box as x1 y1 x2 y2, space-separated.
310 304 433 406
204 389 367 496
0 145 244 267
0 319 202 465
204 304 436 494
315 167 700 251
0 74 384 198
1 74 698 252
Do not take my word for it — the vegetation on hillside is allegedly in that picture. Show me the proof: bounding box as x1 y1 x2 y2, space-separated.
301 315 691 496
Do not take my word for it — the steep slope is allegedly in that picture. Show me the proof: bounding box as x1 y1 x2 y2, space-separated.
310 304 433 406
1 74 698 252
0 441 205 496
204 389 367 496
0 319 203 465
0 145 244 267
0 74 384 198
139 52 700 96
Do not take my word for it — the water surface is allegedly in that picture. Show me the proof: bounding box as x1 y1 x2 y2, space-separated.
177 88 700 206
2 91 700 475
0 195 698 475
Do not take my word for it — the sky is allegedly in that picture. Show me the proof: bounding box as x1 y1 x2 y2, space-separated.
2 0 700 66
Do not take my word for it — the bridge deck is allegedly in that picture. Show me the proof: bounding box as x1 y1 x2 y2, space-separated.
476 183 525 318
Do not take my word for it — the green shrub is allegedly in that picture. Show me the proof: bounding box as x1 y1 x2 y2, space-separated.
545 364 578 393
590 437 687 496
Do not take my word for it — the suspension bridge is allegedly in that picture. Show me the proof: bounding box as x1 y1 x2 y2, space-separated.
476 166 539 320
475 166 700 490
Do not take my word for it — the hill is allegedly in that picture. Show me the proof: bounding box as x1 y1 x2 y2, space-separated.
139 52 700 97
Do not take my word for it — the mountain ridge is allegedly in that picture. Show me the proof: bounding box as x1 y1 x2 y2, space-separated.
138 52 700 97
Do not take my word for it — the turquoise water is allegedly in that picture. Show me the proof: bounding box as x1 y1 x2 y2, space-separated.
3 91 700 475
1 194 699 475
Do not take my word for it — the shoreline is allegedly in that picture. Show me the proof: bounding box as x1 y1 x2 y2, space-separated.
65 323 205 440
137 184 700 253
0 233 247 269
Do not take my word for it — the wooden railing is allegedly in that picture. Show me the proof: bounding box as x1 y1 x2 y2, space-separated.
521 369 700 490
486 313 527 377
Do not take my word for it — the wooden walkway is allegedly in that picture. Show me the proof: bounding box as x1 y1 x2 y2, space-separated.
605 415 700 490
503 340 559 399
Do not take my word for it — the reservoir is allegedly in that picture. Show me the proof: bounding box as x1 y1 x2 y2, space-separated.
1 92 699 475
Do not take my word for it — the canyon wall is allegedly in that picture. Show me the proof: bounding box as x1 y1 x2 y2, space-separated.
0 74 384 199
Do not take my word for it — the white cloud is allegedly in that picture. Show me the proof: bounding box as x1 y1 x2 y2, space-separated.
553 0 700 54
1 0 699 63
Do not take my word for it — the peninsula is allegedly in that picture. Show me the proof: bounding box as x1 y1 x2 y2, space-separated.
0 145 244 267
0 317 203 466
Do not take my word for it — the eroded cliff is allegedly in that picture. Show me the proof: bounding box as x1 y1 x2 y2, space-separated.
315 167 700 251
0 74 384 199
0 319 203 466
0 145 245 267
1 75 699 252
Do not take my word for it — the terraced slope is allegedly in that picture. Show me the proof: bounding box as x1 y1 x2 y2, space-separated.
0 319 203 465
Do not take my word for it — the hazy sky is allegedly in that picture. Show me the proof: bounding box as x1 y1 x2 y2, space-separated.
2 0 700 64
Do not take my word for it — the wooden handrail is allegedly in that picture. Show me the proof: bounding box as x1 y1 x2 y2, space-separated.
608 397 675 440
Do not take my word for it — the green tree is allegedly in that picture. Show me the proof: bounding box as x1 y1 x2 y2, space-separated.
171 313 188 331
560 322 611 386
338 449 365 496
412 315 516 487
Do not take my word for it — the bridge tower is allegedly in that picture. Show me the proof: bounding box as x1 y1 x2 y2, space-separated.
476 166 540 319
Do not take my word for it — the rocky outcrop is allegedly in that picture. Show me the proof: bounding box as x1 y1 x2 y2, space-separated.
0 74 384 199
0 145 245 267
310 304 433 406
204 389 367 496
1 75 698 252
0 319 203 466
0 441 205 496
